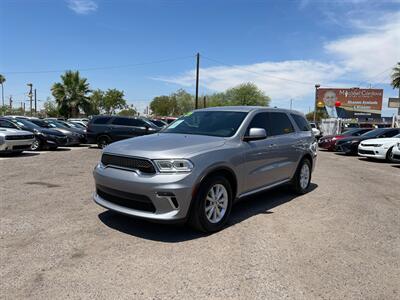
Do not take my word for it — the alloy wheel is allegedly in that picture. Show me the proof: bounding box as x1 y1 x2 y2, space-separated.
205 184 228 223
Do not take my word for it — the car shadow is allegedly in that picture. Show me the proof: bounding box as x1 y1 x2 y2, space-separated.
98 183 318 243
358 157 387 164
0 152 41 158
52 147 71 151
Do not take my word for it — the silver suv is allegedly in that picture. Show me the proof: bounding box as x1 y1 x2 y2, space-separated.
93 107 317 232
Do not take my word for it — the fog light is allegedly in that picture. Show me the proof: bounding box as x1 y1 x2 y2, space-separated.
156 192 179 209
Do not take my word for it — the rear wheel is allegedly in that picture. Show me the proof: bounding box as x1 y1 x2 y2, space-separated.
189 175 233 233
97 135 110 149
30 138 42 151
291 158 312 194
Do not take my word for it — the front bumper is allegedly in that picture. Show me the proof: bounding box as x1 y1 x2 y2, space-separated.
318 139 335 150
93 164 196 222
358 145 387 159
335 142 358 154
0 139 34 152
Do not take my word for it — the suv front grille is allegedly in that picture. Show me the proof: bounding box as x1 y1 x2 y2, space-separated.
96 185 156 213
5 134 34 140
101 153 156 174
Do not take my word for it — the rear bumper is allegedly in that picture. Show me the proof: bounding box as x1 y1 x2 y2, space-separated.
318 140 335 150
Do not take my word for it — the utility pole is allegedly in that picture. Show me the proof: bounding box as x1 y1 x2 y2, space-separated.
290 98 293 110
23 102 26 115
195 53 200 109
34 89 37 114
203 96 206 108
313 84 320 123
9 95 12 110
27 83 33 116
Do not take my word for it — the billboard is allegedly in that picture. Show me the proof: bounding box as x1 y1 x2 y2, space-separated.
316 88 383 119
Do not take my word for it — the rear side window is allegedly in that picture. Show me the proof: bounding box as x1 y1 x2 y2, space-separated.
93 117 111 124
291 114 311 131
112 118 146 127
269 112 294 136
381 130 400 138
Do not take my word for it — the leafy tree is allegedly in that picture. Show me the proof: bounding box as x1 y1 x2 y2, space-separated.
150 95 176 116
0 74 5 108
391 62 400 89
103 89 127 114
88 89 104 115
225 83 270 106
51 70 91 118
43 97 60 117
171 89 194 115
118 107 137 116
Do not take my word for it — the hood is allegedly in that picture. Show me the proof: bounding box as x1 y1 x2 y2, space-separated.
0 128 33 136
361 137 400 145
337 136 362 144
40 128 66 136
104 133 226 159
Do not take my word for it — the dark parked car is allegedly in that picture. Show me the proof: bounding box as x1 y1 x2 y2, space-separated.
45 119 87 143
86 116 161 148
335 128 400 155
27 119 82 146
0 117 68 150
318 128 373 151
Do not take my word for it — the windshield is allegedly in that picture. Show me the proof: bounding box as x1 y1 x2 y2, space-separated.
360 128 387 138
343 128 366 136
12 118 42 130
150 120 166 127
162 111 247 137
29 119 53 128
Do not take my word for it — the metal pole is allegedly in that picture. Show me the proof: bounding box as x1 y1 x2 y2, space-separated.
203 96 206 108
313 84 320 123
290 99 293 110
195 53 200 109
34 89 37 114
27 83 33 116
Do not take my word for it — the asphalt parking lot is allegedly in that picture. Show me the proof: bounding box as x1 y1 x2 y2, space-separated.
1 148 399 299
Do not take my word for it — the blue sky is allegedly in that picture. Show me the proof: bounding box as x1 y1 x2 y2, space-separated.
1 0 399 115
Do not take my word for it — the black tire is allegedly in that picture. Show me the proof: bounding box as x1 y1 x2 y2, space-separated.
97 135 110 149
291 158 312 194
386 146 394 162
188 175 233 233
30 138 42 151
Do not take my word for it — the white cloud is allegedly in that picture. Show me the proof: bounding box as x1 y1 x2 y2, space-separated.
325 12 400 82
155 61 346 105
154 11 400 113
67 0 98 15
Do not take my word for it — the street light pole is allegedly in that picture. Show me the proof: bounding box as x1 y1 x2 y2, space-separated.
195 53 200 109
313 84 320 123
27 83 33 116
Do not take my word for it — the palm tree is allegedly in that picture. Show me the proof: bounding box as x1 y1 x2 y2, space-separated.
0 74 6 107
51 70 91 118
391 62 400 90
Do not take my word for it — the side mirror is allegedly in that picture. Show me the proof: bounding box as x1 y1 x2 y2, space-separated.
243 128 267 141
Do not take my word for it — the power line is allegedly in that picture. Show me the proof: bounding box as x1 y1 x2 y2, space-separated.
2 55 195 75
357 66 393 87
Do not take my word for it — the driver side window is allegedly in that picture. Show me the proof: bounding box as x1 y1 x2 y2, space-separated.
247 113 269 135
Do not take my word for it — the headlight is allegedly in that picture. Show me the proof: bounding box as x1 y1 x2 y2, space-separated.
153 159 194 173
351 140 359 143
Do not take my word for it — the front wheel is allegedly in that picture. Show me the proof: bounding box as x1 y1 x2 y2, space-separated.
386 146 395 162
97 135 110 149
291 158 312 194
188 175 233 233
30 138 42 151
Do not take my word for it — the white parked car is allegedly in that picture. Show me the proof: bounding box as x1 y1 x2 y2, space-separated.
391 141 400 162
309 122 321 138
358 134 400 162
0 128 35 154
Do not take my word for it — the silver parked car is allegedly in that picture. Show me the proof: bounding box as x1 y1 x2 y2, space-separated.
0 128 35 154
93 107 317 232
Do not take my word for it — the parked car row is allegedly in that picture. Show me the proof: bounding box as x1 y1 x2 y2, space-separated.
318 127 400 162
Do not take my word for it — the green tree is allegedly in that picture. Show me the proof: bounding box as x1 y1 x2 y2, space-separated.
225 83 270 106
171 89 194 115
88 89 104 115
43 97 60 117
103 89 127 114
305 110 328 122
118 107 137 116
391 62 400 89
150 95 176 116
0 74 5 109
51 70 91 118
